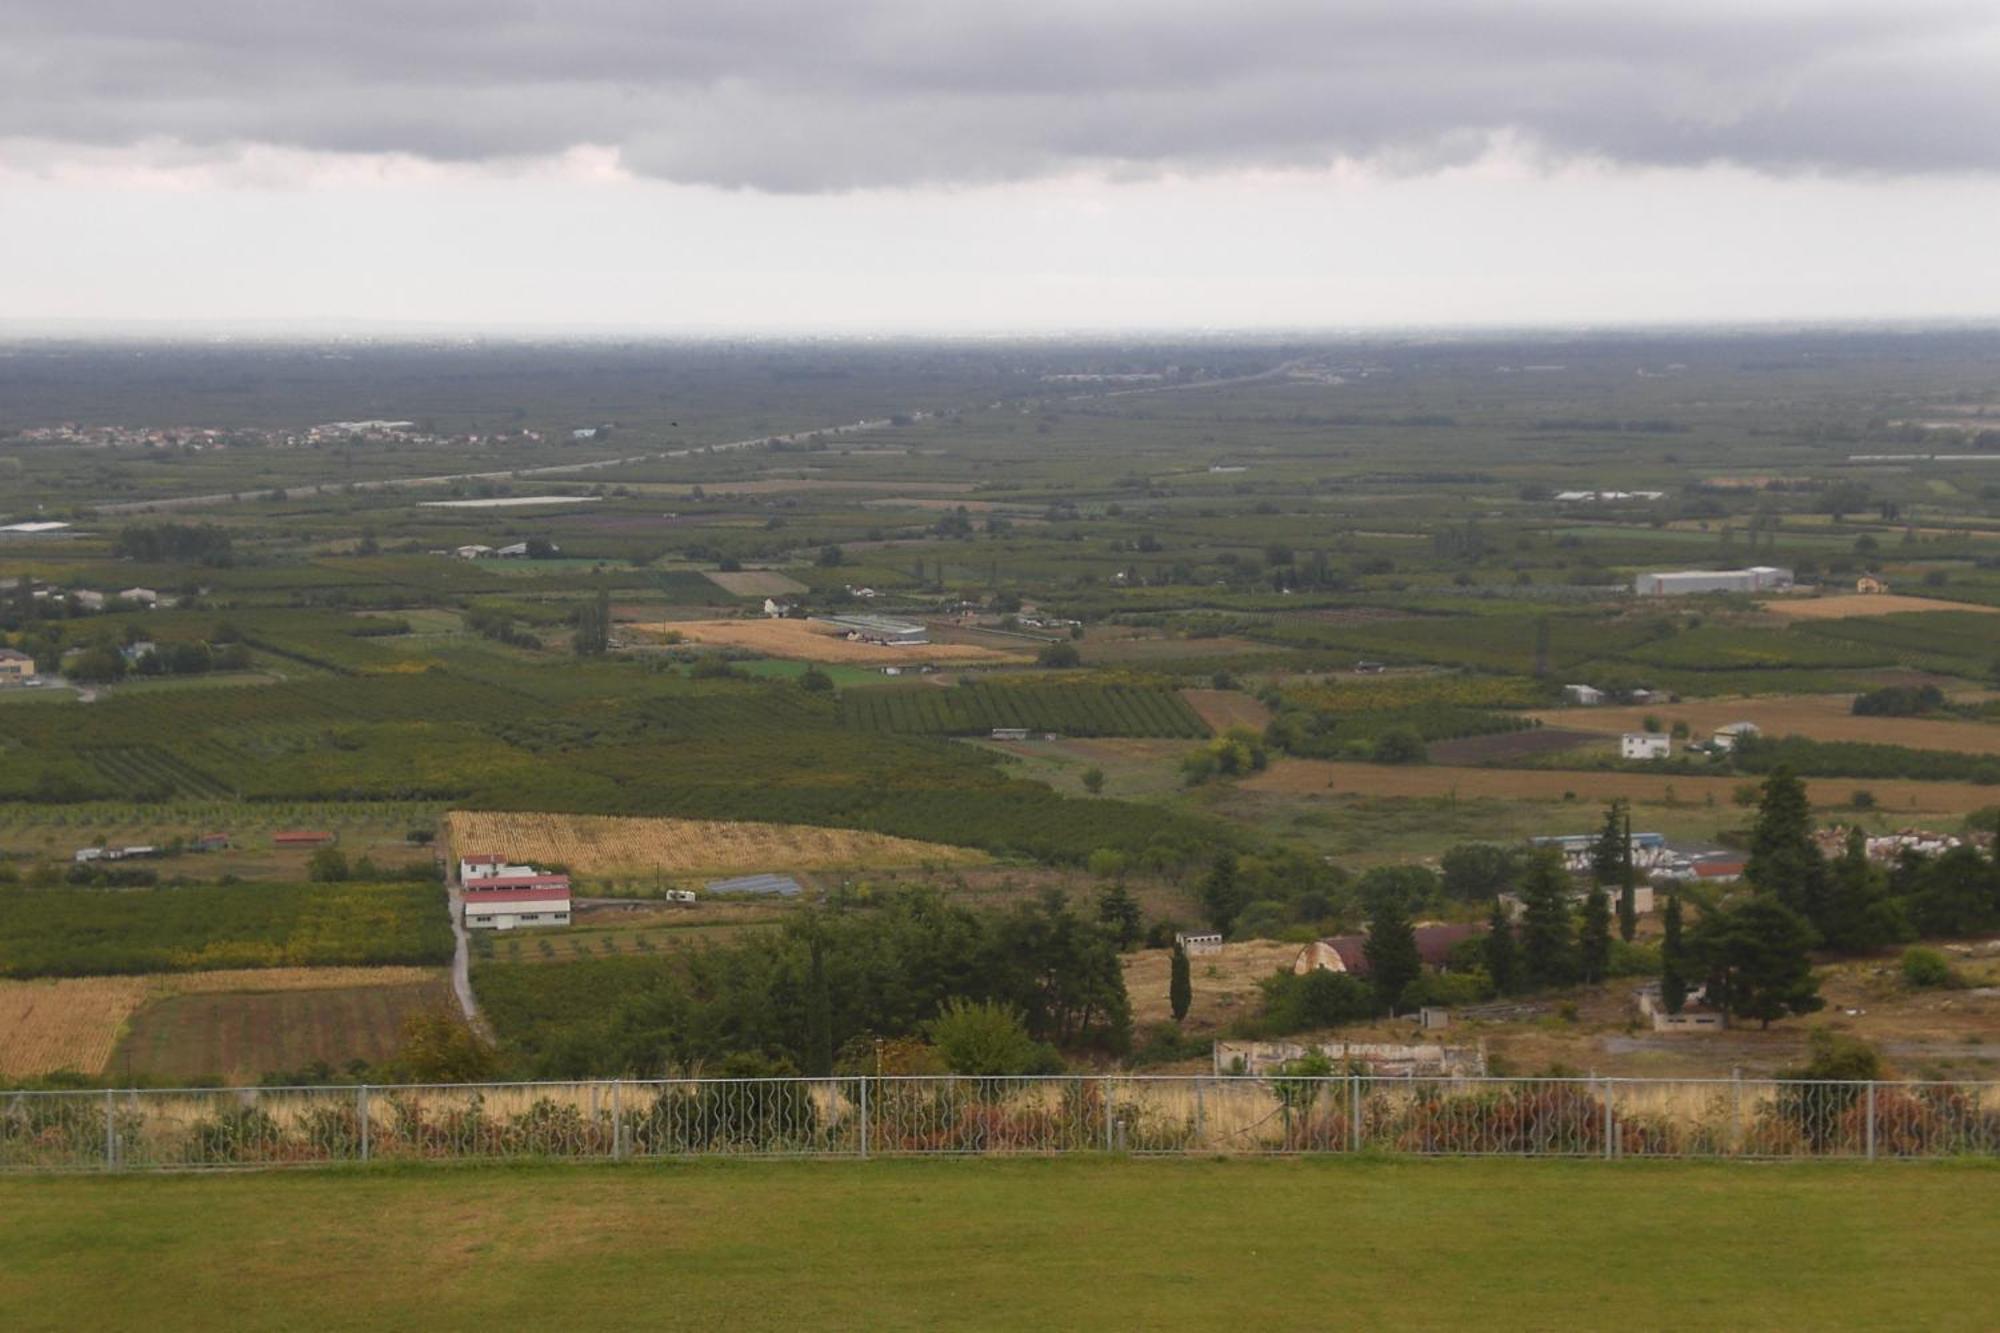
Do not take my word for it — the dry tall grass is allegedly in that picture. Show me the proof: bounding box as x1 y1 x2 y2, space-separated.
443 811 983 878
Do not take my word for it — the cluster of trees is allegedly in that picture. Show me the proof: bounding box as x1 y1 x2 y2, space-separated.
1180 728 1270 785
112 522 235 566
465 607 543 651
478 889 1133 1078
65 637 252 683
1851 684 1946 717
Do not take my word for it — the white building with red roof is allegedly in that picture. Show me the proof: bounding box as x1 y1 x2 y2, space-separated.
460 854 571 929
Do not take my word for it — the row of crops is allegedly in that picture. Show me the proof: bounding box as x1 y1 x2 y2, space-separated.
839 681 1208 739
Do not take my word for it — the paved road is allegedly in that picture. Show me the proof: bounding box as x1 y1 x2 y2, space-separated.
87 416 895 515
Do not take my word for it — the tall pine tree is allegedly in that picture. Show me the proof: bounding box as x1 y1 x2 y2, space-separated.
1695 896 1823 1029
1746 765 1829 926
1362 889 1422 1015
1516 848 1576 989
1169 944 1192 1023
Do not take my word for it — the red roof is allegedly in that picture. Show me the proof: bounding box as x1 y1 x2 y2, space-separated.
1315 923 1484 975
464 885 572 903
274 830 334 844
474 873 570 891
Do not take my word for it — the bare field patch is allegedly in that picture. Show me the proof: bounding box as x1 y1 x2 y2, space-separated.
443 811 985 878
701 569 807 597
630 617 1024 664
0 967 445 1079
1180 688 1269 734
1759 593 2000 621
1531 694 2000 755
1122 941 1300 1030
1240 759 2000 814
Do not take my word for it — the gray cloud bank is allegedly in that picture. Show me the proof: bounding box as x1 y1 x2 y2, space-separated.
3 1 1996 190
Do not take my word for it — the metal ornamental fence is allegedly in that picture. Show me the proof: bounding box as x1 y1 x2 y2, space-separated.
4 1075 1997 1172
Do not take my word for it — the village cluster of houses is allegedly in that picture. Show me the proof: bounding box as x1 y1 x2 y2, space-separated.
451 542 558 560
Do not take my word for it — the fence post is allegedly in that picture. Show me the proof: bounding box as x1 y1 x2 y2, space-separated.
1348 1072 1361 1152
611 1080 622 1160
1603 1079 1615 1160
1194 1078 1205 1152
1730 1068 1743 1156
104 1088 117 1171
858 1078 870 1160
1102 1077 1114 1153
358 1085 370 1164
1865 1081 1877 1161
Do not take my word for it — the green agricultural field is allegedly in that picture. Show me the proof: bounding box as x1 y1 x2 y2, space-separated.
0 881 453 978
2 1160 1994 1331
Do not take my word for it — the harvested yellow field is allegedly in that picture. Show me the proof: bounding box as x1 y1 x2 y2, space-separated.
1530 694 2000 755
631 617 1023 664
0 967 444 1079
443 811 985 878
1241 759 2000 814
1759 593 2000 621
0 976 150 1078
702 569 807 597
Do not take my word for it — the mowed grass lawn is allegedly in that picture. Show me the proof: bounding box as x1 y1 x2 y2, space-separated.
5 1158 1996 1331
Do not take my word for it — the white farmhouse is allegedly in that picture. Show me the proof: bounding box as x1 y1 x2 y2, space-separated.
1621 732 1673 761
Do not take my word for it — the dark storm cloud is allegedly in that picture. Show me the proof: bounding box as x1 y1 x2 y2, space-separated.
2 1 1996 189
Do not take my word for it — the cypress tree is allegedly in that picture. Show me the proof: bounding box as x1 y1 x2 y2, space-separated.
1516 847 1576 990
1482 898 1517 995
1578 887 1613 984
1617 803 1639 944
803 929 833 1078
1660 893 1688 1014
1169 944 1192 1023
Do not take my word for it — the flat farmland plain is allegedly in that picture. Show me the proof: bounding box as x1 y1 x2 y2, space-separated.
1531 694 2000 755
443 810 985 878
1240 759 2000 814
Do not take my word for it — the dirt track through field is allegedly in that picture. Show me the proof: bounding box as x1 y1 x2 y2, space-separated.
1240 759 2000 814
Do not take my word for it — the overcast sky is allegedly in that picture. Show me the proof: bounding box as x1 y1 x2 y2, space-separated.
3 1 1998 332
